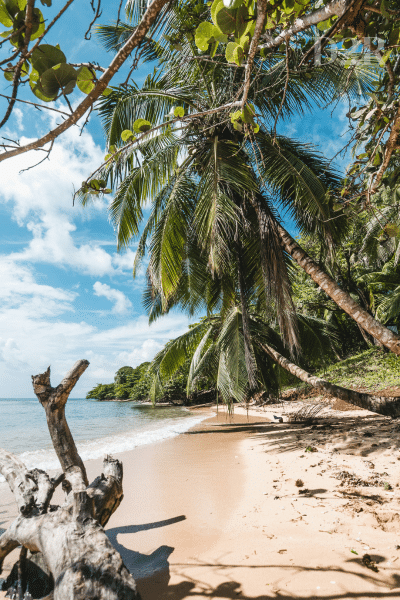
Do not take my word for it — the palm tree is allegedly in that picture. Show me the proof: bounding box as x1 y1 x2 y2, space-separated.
148 302 400 417
81 0 400 355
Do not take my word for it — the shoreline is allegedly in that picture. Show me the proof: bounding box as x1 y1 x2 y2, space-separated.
2 406 400 599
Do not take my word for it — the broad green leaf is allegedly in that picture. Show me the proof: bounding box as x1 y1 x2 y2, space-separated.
133 118 152 133
235 4 249 38
214 27 227 42
121 129 135 142
253 123 260 133
76 65 95 94
233 45 244 65
40 0 51 5
230 109 241 123
225 41 244 65
4 0 25 18
0 1 13 26
39 63 77 96
195 21 215 50
30 78 57 102
215 4 236 34
30 66 57 102
30 8 45 40
226 41 240 63
102 88 112 96
174 106 185 117
211 0 223 24
209 39 218 57
4 68 13 81
242 103 255 123
264 15 276 29
238 31 250 53
30 44 66 74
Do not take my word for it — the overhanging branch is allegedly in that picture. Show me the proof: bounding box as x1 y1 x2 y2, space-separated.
0 0 170 163
258 0 347 51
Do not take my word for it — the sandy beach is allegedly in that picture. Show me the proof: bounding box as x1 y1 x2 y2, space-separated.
1 403 400 599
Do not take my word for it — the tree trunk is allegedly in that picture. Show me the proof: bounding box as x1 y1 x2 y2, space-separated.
0 361 140 600
260 343 400 418
277 225 400 356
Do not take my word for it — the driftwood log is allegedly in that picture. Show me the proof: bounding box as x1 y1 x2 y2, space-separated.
0 360 140 600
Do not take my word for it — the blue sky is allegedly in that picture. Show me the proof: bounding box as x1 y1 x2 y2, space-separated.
0 3 351 397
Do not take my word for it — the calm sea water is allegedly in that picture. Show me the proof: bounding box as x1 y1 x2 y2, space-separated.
0 398 208 479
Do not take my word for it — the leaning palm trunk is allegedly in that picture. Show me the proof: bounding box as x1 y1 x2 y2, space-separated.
260 343 400 418
277 225 400 356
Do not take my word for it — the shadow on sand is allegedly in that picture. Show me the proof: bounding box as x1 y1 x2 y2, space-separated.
106 515 185 599
163 557 400 599
247 414 400 456
106 414 400 599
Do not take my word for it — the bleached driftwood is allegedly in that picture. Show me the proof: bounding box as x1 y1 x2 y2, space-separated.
0 360 140 600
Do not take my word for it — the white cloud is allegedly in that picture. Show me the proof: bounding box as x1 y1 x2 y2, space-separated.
112 249 136 271
1 312 192 396
116 338 164 366
13 107 24 132
0 115 194 397
93 281 132 314
0 118 137 277
0 257 76 314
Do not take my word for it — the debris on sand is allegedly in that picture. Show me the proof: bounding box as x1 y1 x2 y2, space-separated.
362 554 378 572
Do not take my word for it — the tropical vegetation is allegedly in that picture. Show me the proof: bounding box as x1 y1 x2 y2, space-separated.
84 0 400 414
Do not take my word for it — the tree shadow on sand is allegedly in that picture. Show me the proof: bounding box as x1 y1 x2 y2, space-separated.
106 515 185 599
183 422 275 435
164 557 400 599
250 415 400 456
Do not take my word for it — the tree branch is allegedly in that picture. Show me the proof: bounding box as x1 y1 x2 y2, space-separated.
24 0 76 61
370 102 400 193
261 341 400 417
81 100 243 185
258 0 347 51
241 0 267 107
0 0 170 162
31 361 90 484
0 94 70 116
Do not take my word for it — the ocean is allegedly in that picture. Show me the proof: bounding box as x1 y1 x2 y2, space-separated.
0 398 208 480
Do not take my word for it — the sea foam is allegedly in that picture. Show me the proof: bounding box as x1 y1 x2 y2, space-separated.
0 411 209 482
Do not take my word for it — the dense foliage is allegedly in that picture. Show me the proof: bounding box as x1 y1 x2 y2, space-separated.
85 353 215 403
86 362 151 401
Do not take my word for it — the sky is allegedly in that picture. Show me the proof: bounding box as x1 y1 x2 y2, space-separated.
0 2 352 397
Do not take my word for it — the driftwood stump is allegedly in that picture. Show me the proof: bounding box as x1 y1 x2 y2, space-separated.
0 360 140 600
